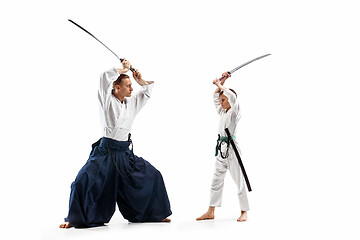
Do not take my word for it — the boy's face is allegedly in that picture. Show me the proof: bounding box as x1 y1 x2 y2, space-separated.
219 94 231 111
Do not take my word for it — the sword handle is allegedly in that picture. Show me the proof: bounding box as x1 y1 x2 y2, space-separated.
120 58 135 73
219 71 231 82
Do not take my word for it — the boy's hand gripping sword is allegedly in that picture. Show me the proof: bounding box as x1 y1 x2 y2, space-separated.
68 19 135 72
225 128 252 192
219 53 271 81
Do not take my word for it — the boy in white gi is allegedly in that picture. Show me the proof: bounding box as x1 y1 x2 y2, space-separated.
196 72 249 222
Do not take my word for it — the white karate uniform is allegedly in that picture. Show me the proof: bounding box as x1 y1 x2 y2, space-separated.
98 68 154 141
209 89 249 211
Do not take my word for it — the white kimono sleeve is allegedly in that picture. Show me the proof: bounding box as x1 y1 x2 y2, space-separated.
213 92 223 115
223 89 241 117
130 83 155 115
98 68 120 107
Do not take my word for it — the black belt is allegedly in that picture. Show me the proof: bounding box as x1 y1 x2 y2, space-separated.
224 128 252 192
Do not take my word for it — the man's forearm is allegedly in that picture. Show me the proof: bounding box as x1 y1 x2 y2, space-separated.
136 79 150 86
117 68 129 74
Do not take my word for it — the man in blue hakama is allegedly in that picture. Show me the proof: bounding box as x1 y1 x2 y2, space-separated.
60 60 171 228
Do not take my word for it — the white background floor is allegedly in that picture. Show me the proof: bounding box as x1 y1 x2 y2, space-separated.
1 0 360 239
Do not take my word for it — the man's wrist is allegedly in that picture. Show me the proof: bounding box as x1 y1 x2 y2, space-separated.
117 68 129 74
139 79 149 86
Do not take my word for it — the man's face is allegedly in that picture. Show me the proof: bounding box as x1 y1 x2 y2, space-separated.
117 77 133 97
219 94 231 111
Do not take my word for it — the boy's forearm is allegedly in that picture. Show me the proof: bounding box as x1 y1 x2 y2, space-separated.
216 83 227 92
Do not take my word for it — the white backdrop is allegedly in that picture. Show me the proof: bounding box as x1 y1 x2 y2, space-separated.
1 0 359 239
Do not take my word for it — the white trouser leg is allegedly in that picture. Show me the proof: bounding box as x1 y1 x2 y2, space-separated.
209 157 228 207
228 152 249 211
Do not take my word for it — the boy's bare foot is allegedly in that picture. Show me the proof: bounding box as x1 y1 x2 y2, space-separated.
161 218 171 222
237 211 247 222
196 206 215 221
59 222 72 228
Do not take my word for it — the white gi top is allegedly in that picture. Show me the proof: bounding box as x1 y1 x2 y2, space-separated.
214 89 241 151
98 68 154 141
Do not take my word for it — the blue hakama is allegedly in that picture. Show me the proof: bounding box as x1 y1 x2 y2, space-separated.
65 137 171 228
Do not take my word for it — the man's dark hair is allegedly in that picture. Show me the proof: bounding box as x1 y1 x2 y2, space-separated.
113 74 130 88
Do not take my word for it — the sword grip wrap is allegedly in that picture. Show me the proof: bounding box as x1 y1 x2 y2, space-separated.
120 59 135 72
219 76 226 81
219 72 231 82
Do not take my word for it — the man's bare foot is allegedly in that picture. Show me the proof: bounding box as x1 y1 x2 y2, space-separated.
237 211 247 222
196 206 215 221
59 222 72 228
161 218 171 222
